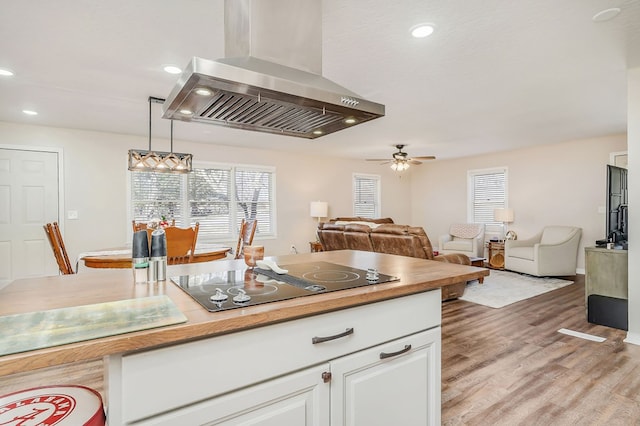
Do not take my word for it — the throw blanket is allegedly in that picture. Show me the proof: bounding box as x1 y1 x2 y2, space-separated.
450 223 482 239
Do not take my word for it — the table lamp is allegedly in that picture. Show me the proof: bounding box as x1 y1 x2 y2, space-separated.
310 201 328 242
494 208 515 240
310 201 328 224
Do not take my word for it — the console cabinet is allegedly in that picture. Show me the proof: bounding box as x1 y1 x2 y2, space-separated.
107 290 442 425
585 247 628 301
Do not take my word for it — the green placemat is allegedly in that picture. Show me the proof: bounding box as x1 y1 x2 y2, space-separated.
0 295 187 356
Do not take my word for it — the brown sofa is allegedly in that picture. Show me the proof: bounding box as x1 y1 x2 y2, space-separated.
317 218 472 300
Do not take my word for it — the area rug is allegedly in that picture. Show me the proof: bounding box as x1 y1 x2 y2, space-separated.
459 270 573 308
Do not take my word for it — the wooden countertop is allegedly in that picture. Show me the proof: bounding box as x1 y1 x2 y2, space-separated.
0 250 488 377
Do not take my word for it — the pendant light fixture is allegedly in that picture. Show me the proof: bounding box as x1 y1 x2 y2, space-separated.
128 96 193 173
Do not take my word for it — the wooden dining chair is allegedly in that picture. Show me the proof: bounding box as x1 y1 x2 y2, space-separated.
132 219 175 232
43 222 75 274
132 220 148 232
234 219 258 259
164 223 199 265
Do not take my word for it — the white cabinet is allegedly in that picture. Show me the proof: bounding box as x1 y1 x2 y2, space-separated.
134 363 330 425
108 290 442 425
330 328 440 426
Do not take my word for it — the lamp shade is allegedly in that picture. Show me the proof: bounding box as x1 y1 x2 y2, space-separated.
494 208 514 223
310 201 328 218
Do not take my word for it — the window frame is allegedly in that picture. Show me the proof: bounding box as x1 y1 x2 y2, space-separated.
352 173 381 218
467 167 508 237
128 160 277 243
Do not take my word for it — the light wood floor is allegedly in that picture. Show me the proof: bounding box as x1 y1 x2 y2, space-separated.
442 274 640 425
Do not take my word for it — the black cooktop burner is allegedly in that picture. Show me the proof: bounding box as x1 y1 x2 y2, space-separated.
171 261 399 312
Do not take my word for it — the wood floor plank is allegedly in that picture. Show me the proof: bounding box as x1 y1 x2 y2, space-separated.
442 274 640 425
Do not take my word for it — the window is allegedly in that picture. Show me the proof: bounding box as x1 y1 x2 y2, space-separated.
353 173 380 218
131 163 275 241
467 167 507 235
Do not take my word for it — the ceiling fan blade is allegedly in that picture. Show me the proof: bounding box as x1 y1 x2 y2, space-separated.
412 156 436 160
408 160 423 165
366 158 390 162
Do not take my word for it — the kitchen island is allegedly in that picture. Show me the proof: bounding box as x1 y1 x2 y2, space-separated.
0 250 488 425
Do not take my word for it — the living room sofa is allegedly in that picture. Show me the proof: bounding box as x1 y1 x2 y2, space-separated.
317 217 474 300
504 225 582 276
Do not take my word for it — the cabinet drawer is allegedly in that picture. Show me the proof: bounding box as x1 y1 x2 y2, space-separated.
110 290 441 423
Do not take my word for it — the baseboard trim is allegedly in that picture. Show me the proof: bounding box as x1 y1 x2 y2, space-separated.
624 332 640 346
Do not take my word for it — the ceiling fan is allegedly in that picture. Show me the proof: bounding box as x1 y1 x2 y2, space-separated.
366 145 436 171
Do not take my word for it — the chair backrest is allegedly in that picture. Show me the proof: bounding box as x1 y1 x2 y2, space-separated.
449 223 484 239
235 219 258 259
164 223 199 264
43 222 74 274
132 219 175 232
132 220 148 232
540 226 581 245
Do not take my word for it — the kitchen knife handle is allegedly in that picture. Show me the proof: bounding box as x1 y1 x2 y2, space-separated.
312 327 354 344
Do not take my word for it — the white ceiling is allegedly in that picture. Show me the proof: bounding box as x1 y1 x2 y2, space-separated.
1 0 638 162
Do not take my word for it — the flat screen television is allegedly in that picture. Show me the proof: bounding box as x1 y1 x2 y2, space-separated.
605 164 628 248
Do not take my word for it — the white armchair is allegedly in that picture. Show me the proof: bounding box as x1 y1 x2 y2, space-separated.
438 223 485 258
504 226 582 276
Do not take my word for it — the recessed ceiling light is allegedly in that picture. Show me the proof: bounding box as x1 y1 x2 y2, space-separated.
0 68 14 77
22 110 38 116
312 130 323 135
195 88 212 96
410 23 435 38
344 117 357 124
592 8 621 22
179 109 193 115
163 65 182 74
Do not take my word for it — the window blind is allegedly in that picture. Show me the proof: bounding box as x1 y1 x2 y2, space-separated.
353 174 380 218
471 170 506 224
131 172 182 222
131 165 275 241
235 169 273 235
188 168 231 236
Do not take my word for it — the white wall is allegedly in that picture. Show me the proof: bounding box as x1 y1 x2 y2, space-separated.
0 121 412 265
410 134 627 272
2 119 629 279
625 67 639 345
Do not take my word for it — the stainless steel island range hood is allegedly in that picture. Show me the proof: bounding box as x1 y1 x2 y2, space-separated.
162 0 385 139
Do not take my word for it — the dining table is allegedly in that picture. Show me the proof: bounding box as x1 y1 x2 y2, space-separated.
79 243 231 269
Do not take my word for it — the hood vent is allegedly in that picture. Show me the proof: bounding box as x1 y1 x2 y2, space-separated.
162 0 385 139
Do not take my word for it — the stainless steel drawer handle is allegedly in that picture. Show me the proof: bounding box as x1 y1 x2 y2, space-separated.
312 327 354 344
379 344 412 359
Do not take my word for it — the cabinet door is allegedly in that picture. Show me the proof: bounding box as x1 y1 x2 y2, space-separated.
136 363 330 426
330 328 441 426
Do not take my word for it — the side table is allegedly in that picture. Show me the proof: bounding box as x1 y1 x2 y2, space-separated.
487 241 505 269
309 241 323 253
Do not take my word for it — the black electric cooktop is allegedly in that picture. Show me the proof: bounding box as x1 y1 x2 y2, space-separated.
170 261 399 312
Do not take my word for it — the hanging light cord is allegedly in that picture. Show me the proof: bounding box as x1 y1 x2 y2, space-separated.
148 96 167 152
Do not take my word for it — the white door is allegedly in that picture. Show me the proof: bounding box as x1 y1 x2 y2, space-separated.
330 328 442 426
0 148 60 285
